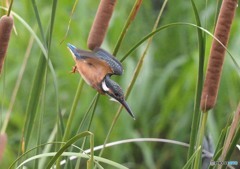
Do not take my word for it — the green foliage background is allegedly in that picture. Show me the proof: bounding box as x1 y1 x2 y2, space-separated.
0 0 240 168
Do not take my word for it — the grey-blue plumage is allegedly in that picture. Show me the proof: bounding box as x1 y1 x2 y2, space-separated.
67 43 123 76
94 47 123 76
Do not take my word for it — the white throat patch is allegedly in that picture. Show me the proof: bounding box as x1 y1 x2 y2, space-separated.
102 80 109 92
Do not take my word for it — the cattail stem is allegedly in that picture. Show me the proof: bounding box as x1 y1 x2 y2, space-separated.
87 0 117 50
0 133 7 161
7 0 14 16
193 112 208 168
0 15 14 74
200 0 238 111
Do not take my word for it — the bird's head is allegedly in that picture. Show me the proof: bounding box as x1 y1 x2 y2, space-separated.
102 75 135 119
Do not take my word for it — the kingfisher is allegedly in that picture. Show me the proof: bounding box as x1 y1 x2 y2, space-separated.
67 43 135 119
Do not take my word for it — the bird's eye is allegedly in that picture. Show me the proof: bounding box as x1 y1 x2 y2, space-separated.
87 62 94 67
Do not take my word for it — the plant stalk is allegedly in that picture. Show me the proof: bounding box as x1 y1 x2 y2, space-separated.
193 112 208 168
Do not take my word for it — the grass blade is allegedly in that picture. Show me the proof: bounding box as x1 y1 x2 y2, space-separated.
0 7 60 109
113 0 143 56
187 0 205 160
30 0 46 43
183 146 201 169
219 104 240 164
46 131 94 169
62 78 84 142
22 54 47 150
16 152 127 169
224 126 240 163
0 35 34 134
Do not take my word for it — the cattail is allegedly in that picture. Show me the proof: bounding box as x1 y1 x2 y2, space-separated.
200 0 238 112
0 15 14 74
0 133 7 161
87 0 117 50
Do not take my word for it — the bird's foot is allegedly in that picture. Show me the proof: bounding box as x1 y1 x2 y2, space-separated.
70 66 78 73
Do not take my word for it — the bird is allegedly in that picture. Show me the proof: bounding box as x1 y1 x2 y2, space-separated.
67 43 135 119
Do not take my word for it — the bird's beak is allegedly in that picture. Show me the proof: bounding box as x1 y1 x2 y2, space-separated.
119 99 135 120
67 43 78 59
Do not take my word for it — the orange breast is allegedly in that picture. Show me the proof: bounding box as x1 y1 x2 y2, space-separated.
75 57 112 94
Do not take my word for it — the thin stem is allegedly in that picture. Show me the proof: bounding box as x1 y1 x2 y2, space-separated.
87 133 94 169
193 112 208 168
62 78 84 142
113 0 143 56
188 0 205 159
56 79 84 168
1 35 34 134
7 0 14 16
60 0 79 44
75 94 99 169
98 105 123 158
224 126 240 165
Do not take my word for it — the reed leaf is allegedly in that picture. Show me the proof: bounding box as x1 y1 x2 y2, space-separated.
183 146 201 169
17 152 127 169
113 0 143 56
187 0 205 160
224 126 240 164
22 54 47 150
46 131 94 169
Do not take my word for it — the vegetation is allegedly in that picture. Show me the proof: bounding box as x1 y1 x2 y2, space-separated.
0 0 240 168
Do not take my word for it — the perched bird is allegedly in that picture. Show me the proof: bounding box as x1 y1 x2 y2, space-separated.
67 43 135 119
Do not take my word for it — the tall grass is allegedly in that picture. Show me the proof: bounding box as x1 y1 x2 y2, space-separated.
0 0 240 168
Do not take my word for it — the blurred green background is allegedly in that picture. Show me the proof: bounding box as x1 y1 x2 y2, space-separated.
1 0 240 168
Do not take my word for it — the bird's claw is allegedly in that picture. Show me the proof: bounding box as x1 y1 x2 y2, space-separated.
70 66 78 73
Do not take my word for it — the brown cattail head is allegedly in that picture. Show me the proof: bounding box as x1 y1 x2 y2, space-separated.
200 0 238 112
87 0 117 50
0 133 7 161
0 15 14 74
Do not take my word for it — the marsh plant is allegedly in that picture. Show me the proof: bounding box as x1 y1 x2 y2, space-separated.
0 0 240 168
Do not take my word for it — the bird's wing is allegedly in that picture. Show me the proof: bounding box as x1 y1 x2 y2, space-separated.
93 47 123 75
75 54 113 75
